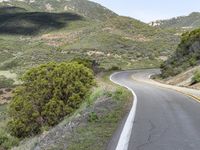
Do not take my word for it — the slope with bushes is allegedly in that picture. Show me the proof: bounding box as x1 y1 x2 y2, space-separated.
150 12 200 30
161 28 200 78
0 61 132 150
0 0 180 73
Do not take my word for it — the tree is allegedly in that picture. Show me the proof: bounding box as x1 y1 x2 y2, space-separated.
8 62 94 137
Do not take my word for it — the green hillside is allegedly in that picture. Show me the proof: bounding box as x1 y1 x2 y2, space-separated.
151 12 200 30
161 28 200 77
0 0 117 20
0 0 180 74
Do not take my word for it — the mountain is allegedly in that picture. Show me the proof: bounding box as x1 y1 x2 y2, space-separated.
150 12 200 30
0 0 117 20
0 0 180 74
161 28 200 78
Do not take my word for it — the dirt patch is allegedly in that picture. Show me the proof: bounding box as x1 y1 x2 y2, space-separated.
38 31 84 47
191 82 200 90
123 35 151 42
0 71 19 84
0 88 12 105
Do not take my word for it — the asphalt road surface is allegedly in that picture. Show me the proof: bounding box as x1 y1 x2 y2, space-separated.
109 69 200 150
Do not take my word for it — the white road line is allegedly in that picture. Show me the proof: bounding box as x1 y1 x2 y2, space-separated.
110 72 138 150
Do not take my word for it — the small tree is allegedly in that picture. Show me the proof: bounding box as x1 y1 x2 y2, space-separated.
8 62 94 137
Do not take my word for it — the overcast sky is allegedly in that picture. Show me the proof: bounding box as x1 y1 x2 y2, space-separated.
90 0 200 23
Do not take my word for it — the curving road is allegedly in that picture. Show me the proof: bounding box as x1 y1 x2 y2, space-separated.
109 69 200 150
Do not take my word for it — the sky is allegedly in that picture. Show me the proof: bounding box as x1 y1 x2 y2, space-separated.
90 0 200 23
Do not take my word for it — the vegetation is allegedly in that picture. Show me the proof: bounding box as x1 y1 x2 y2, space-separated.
0 0 182 73
8 62 94 138
0 0 116 21
161 28 200 77
0 76 14 88
0 130 19 150
67 87 131 150
7 71 132 150
0 104 19 150
154 12 200 29
71 58 101 74
192 70 200 84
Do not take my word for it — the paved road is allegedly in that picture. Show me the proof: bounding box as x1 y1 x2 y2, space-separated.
110 69 200 150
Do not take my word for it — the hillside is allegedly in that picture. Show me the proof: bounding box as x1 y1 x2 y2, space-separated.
150 12 200 30
161 28 200 78
0 0 180 74
161 65 200 90
0 0 117 20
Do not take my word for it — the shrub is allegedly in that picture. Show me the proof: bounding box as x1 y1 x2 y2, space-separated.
0 59 19 70
0 130 19 150
109 66 121 71
8 62 94 138
71 58 101 74
161 28 200 77
88 112 99 123
112 88 126 101
192 70 200 84
0 76 14 89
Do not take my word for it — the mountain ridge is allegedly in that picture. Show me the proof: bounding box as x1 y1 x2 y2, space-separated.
0 0 117 20
149 12 200 30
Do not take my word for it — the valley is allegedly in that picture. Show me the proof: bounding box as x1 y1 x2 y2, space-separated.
0 0 183 75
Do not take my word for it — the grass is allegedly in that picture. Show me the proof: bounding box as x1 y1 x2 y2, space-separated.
0 104 19 150
0 104 8 122
67 73 132 150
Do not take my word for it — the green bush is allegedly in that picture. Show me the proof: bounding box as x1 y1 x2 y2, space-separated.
8 62 94 138
192 70 200 84
71 58 100 74
0 59 19 70
88 112 99 123
112 88 126 101
161 28 200 77
0 76 14 89
0 130 19 150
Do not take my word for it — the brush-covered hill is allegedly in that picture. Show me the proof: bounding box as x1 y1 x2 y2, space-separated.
150 12 200 31
0 0 180 73
0 0 117 20
161 28 200 78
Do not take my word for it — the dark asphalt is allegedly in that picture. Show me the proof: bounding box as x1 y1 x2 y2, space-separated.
109 69 200 150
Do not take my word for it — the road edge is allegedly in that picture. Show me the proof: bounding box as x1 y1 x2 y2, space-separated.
133 74 200 104
110 72 137 150
148 75 200 103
